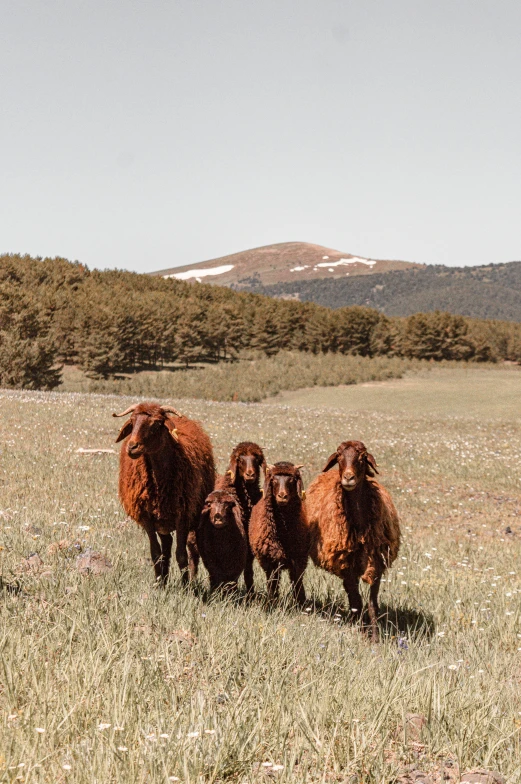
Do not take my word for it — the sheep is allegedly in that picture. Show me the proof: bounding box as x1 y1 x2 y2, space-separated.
219 441 266 592
305 440 400 637
113 402 215 584
196 488 247 592
249 462 309 606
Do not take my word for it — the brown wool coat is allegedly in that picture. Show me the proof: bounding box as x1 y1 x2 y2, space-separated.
118 415 215 539
306 470 400 585
196 485 247 589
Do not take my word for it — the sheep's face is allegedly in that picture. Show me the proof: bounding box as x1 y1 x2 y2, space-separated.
265 463 304 506
322 441 378 491
114 403 174 459
228 443 266 485
202 492 241 529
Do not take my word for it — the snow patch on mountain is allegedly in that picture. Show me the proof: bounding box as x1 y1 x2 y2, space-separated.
164 264 235 280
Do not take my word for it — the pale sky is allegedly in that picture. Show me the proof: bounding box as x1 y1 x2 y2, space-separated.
1 0 520 273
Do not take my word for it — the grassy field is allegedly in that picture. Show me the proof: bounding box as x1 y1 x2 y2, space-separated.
59 353 423 403
1 366 520 783
268 365 521 418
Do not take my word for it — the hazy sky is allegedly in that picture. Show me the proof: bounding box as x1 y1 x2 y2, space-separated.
1 0 520 272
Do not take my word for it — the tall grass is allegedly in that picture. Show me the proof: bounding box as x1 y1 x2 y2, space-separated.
59 352 423 402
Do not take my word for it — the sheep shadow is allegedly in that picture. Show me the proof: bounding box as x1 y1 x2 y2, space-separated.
376 602 435 641
305 596 435 642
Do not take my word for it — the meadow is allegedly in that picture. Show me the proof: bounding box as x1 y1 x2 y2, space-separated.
59 353 424 403
1 365 520 783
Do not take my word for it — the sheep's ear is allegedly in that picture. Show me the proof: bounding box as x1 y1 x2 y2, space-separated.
365 452 379 476
260 457 268 474
227 456 237 483
232 502 243 530
115 421 133 443
198 504 210 530
296 475 305 501
163 415 180 441
322 452 339 472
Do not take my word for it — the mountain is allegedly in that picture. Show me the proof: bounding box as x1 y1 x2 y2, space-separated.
150 242 421 287
249 262 521 322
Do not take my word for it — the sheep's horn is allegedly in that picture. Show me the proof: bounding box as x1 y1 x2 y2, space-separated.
112 405 138 418
161 405 182 417
295 464 304 470
266 464 275 472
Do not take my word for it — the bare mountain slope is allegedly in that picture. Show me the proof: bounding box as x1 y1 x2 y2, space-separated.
150 242 420 287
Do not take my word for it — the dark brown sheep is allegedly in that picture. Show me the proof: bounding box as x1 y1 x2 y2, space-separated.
249 462 309 606
196 487 247 592
217 441 266 591
306 440 400 637
114 402 215 584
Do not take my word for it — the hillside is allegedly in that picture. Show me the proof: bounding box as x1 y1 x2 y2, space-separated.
2 253 521 392
249 262 521 322
151 241 420 287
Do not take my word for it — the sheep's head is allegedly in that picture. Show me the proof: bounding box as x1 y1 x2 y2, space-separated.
201 490 242 530
227 442 266 486
322 440 378 491
264 462 305 507
112 402 182 459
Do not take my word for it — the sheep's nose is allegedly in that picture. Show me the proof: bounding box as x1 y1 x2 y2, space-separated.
244 472 255 480
128 441 141 455
342 473 357 488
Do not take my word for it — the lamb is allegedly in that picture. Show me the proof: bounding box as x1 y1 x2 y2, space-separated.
113 402 215 584
196 488 247 592
218 441 266 592
249 462 309 606
305 440 400 637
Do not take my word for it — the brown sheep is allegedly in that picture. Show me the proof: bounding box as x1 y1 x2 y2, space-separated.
113 402 215 584
249 462 309 606
218 441 266 592
196 488 247 592
306 440 400 637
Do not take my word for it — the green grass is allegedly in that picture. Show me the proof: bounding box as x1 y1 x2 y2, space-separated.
58 352 424 403
268 364 521 418
1 366 521 782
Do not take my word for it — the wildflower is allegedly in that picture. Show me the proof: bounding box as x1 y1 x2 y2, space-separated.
187 731 199 738
63 764 72 770
160 733 169 738
35 727 45 733
118 747 128 752
272 764 284 771
98 723 111 730
204 729 216 734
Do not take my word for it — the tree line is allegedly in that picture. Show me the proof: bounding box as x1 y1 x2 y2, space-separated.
1 253 520 390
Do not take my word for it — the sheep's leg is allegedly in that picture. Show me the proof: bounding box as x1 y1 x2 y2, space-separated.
244 551 255 593
289 562 307 607
147 531 164 583
265 564 280 602
368 578 381 641
158 533 173 584
187 531 199 580
343 574 363 623
175 526 190 585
